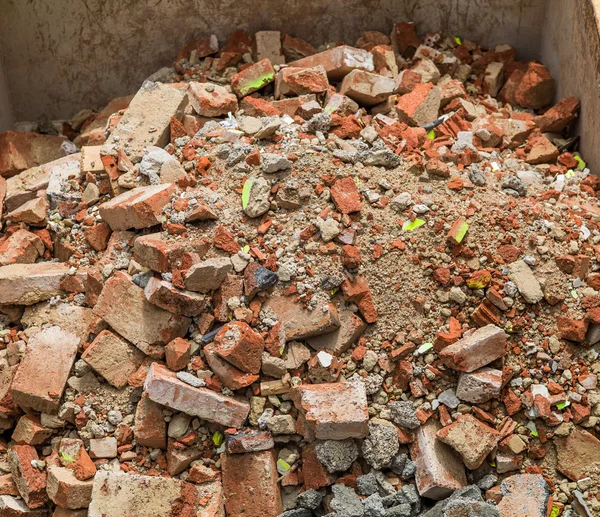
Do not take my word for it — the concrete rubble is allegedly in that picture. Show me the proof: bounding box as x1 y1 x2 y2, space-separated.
0 21 598 517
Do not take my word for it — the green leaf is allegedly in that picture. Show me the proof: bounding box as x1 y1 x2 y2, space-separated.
416 342 433 355
60 452 76 464
243 244 250 253
556 401 570 410
453 221 469 243
550 506 561 517
241 179 253 209
277 459 291 472
427 130 436 139
402 218 426 231
574 155 586 170
212 432 223 446
454 36 462 45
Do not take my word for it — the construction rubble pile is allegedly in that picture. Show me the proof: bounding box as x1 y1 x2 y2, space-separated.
1 22 600 517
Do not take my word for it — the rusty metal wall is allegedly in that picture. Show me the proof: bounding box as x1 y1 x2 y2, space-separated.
0 0 546 121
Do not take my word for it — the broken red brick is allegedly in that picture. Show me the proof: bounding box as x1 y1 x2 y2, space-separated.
439 324 507 372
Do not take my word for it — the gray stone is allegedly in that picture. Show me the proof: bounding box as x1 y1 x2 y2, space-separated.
279 510 312 517
357 472 379 496
385 504 412 517
331 484 364 517
296 489 323 510
389 401 420 430
363 494 385 517
437 389 460 409
267 414 296 435
443 498 499 517
316 439 359 473
361 419 400 470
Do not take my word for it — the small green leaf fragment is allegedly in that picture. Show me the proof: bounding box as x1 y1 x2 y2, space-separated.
60 453 76 464
575 155 586 170
454 36 462 45
427 130 436 139
241 179 253 209
212 432 223 446
454 221 469 243
556 401 570 410
402 218 426 231
243 245 250 253
277 459 291 473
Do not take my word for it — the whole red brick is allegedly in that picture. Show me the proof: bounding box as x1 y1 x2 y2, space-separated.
212 321 265 374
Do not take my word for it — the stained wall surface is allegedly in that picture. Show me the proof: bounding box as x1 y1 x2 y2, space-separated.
0 0 546 121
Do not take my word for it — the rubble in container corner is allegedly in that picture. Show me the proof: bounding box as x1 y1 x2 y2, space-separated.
1 21 600 517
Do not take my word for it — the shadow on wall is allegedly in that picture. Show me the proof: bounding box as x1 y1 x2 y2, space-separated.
0 0 547 121
0 53 14 132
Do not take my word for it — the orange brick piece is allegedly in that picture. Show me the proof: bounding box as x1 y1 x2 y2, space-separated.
143 363 250 428
98 183 175 230
221 450 282 517
289 45 374 81
12 326 79 414
212 321 265 374
7 445 48 509
439 324 507 372
292 382 369 440
409 419 467 500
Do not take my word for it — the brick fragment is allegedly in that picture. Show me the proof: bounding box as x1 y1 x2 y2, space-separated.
81 330 145 388
288 45 374 81
275 66 329 98
534 96 580 132
0 230 44 266
225 429 274 454
12 326 79 414
7 445 47 509
340 276 378 323
187 82 238 117
184 257 233 293
396 82 441 127
5 197 48 225
436 414 500 469
0 131 67 177
0 495 49 515
409 419 467 500
133 232 209 273
253 31 285 65
58 438 96 481
500 62 555 109
212 321 265 374
99 183 175 230
144 277 210 317
12 415 53 445
221 450 282 517
330 176 363 214
231 59 276 97
497 474 552 517
340 70 396 107
46 466 93 510
555 429 600 481
306 309 367 355
301 442 336 489
263 295 341 341
102 81 187 162
143 363 250 427
292 381 369 440
88 470 222 517
456 367 502 403
439 324 507 372
165 337 192 371
134 395 167 449
281 34 317 62
93 271 190 350
203 343 259 390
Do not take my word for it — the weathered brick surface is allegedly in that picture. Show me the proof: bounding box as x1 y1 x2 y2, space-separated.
497 474 552 517
439 324 507 372
0 131 67 178
102 81 187 162
221 450 282 517
0 263 71 305
143 363 250 428
134 395 167 449
292 381 369 440
99 183 175 230
288 45 374 81
12 326 79 414
144 277 210 317
409 419 467 500
46 466 93 510
555 428 600 481
81 330 145 388
212 321 265 374
88 471 222 517
8 445 48 509
93 271 190 350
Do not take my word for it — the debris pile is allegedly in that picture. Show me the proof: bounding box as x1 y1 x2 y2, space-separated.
0 23 599 517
